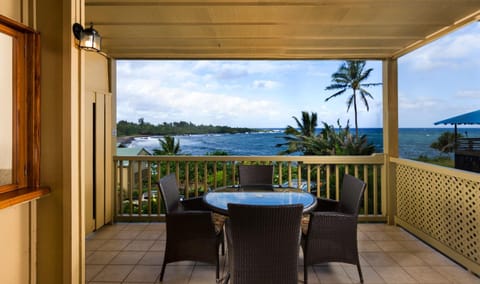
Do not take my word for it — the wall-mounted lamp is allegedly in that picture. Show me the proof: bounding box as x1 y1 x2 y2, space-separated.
72 23 102 52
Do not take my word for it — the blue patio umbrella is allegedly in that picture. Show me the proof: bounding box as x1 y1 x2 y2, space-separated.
434 109 480 138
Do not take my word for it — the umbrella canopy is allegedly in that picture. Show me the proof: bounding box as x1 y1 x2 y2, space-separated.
434 110 480 125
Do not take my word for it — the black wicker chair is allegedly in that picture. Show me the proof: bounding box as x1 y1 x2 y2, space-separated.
158 173 223 281
224 203 303 284
301 174 366 284
238 165 273 186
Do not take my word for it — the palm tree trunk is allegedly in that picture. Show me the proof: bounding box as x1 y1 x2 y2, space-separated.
353 90 359 139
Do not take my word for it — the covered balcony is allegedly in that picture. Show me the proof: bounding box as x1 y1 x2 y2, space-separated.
0 1 479 284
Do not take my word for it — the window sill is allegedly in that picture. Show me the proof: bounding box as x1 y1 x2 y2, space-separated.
0 186 51 209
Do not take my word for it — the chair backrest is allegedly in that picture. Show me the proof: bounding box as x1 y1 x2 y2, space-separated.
158 173 182 215
227 203 303 284
339 174 366 215
238 165 273 186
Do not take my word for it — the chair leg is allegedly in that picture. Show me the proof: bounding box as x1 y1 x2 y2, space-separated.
357 263 364 283
216 251 220 279
304 264 308 284
160 258 167 281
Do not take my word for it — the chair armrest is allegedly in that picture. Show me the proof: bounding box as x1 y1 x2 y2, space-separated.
303 211 357 239
314 198 340 212
167 211 220 238
181 197 210 211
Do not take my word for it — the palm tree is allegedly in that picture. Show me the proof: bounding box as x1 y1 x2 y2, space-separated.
325 60 381 139
276 111 318 155
153 135 180 155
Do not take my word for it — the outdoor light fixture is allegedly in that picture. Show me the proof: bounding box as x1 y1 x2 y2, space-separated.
72 23 102 52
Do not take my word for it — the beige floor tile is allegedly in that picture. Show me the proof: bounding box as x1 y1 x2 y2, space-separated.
160 265 194 284
344 265 385 284
86 251 119 265
84 223 479 284
140 251 164 265
124 265 162 283
150 240 166 251
92 264 134 282
364 231 394 241
373 266 417 283
403 266 452 283
415 251 458 266
110 251 146 265
433 266 480 284
388 252 427 267
357 231 370 240
361 252 398 267
136 230 162 240
376 240 407 252
190 265 219 284
397 240 433 253
86 239 107 251
114 230 142 239
86 264 104 282
358 240 382 252
385 231 416 241
313 264 353 284
101 239 132 251
124 240 155 251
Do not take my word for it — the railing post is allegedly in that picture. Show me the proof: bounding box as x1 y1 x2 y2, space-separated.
383 58 399 225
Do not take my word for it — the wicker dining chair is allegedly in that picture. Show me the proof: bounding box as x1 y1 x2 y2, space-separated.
158 173 224 281
224 203 303 284
301 174 366 284
238 164 274 186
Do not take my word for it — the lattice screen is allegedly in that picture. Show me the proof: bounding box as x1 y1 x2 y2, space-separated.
396 164 479 264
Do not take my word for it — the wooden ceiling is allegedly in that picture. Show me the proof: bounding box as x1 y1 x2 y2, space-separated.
85 0 480 59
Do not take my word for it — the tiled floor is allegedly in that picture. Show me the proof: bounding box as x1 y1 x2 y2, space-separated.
86 223 480 283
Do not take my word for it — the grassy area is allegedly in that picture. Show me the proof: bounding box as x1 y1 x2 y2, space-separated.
415 155 454 168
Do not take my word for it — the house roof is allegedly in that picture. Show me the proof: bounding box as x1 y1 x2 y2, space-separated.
434 110 480 125
85 0 480 59
116 147 152 156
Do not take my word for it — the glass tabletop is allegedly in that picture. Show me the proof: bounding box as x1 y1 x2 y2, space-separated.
203 188 317 215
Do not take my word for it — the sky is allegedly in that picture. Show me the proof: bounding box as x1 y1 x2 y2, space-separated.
116 22 480 129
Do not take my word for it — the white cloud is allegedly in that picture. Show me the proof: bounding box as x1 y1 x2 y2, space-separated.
403 23 480 71
252 80 281 89
454 89 480 99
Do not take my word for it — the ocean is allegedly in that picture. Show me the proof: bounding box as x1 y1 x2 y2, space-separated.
126 128 480 159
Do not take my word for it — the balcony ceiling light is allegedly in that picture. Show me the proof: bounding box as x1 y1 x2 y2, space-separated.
72 23 101 52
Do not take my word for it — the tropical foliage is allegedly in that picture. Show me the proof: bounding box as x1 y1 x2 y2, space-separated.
277 112 376 156
117 118 256 137
430 131 462 154
153 135 180 155
325 60 381 139
276 111 318 155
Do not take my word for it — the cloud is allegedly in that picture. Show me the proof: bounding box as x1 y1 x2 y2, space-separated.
403 23 480 70
454 89 480 99
252 80 281 89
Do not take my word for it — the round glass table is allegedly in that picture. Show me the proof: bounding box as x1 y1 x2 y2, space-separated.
203 185 317 215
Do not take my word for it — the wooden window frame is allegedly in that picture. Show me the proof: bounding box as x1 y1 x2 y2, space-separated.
0 15 49 209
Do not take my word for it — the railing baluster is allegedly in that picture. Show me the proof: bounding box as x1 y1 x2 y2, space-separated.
363 165 369 215
306 164 311 193
194 162 199 197
335 165 340 200
185 162 190 199
147 161 152 216
326 164 331 199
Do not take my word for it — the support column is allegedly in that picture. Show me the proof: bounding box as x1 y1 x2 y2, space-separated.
382 59 399 225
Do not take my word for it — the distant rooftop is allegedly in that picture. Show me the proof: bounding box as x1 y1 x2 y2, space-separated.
116 147 152 156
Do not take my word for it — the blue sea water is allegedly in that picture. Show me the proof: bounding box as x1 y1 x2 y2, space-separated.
127 128 480 159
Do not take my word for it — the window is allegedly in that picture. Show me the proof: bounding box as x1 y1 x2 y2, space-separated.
0 15 49 208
